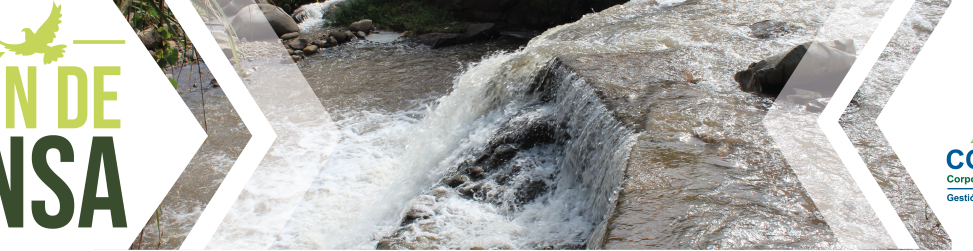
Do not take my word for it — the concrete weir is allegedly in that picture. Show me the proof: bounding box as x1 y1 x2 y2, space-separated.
550 47 838 249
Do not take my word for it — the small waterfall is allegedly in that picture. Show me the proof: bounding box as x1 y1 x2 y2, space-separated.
374 58 637 249
292 0 347 32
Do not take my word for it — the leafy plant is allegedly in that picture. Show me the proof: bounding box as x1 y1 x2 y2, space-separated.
330 0 466 35
116 0 196 89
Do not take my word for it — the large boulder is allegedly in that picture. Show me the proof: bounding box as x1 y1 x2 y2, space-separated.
257 4 300 37
349 19 373 34
229 4 299 40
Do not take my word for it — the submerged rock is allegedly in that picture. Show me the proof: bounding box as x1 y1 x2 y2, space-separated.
748 20 795 39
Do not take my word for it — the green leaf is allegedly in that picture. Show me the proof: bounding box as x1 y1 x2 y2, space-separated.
164 49 178 66
159 27 172 39
169 77 178 89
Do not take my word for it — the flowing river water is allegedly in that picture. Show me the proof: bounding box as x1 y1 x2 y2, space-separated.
164 0 951 249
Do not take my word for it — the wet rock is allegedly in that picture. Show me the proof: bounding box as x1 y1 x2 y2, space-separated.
280 32 299 40
402 31 414 37
467 166 484 177
137 28 162 50
748 20 794 39
289 38 308 50
343 30 356 41
734 42 809 97
349 19 373 34
328 36 339 45
458 183 490 198
303 45 318 55
414 33 468 49
489 111 556 149
736 40 856 97
401 207 433 226
516 180 547 204
493 144 520 162
355 31 367 39
291 55 302 62
445 174 470 187
286 48 294 55
376 239 395 250
329 30 348 43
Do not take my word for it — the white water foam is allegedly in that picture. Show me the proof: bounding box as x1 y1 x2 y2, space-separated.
293 0 347 33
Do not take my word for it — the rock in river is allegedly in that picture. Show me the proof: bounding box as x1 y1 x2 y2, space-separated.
349 19 373 34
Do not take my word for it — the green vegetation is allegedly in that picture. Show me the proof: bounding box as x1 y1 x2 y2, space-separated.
330 0 466 35
520 0 628 28
115 0 196 88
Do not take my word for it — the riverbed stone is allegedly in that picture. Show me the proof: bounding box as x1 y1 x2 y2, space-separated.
344 30 356 41
280 32 300 40
355 31 367 39
350 19 373 34
303 45 319 55
329 30 348 43
289 38 308 50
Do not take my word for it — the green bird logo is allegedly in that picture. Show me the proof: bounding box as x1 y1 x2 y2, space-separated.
0 2 66 65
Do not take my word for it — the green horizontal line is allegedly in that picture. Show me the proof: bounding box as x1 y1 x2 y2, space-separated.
73 40 125 44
